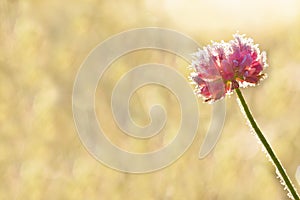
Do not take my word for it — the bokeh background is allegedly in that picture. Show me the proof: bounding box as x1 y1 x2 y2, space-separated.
1 0 300 199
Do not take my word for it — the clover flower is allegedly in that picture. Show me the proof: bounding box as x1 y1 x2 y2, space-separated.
190 33 268 103
189 33 300 200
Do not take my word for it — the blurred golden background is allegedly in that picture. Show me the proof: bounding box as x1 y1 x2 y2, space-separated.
1 0 300 199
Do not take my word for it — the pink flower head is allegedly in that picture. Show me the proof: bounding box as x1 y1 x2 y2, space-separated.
190 33 268 103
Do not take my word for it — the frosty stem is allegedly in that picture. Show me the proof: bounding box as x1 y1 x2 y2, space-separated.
235 88 299 200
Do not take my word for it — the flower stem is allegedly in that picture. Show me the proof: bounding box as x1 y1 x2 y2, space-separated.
235 88 299 200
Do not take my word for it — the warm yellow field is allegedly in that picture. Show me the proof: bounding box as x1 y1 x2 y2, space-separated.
1 0 300 199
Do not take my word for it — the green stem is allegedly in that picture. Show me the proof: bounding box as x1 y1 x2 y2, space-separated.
235 88 299 200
